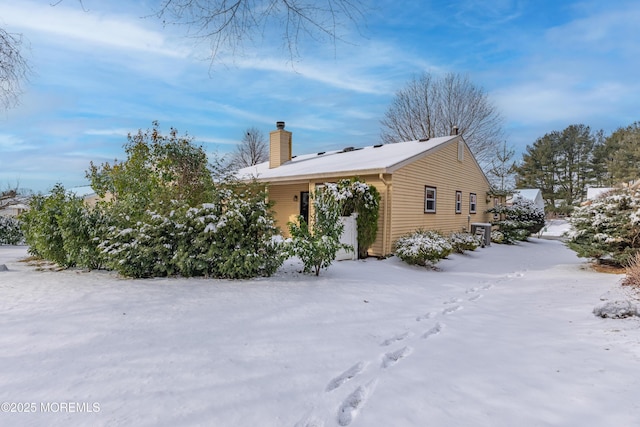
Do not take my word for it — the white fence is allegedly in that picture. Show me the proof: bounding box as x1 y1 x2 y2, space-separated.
336 213 358 261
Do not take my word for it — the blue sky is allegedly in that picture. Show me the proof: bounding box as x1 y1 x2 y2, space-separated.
1 0 639 193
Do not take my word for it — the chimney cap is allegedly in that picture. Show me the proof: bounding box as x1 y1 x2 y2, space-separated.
451 126 459 136
276 121 285 130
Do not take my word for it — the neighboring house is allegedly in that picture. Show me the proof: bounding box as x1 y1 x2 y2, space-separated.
509 189 545 213
68 185 113 207
238 122 495 257
586 187 616 201
0 202 29 217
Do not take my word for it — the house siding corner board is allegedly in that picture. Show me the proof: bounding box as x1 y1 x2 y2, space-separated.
390 141 491 246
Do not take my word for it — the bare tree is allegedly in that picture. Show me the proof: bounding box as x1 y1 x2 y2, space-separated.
0 28 29 110
230 127 268 168
380 72 504 166
486 141 517 193
155 0 368 63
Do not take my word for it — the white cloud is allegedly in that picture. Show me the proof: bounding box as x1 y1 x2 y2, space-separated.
0 134 34 152
0 1 186 57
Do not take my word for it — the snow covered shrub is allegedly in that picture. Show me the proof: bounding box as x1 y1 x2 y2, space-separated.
100 209 179 278
21 184 107 269
100 184 286 279
288 184 352 276
567 188 640 266
488 197 545 244
327 178 380 259
394 230 453 267
593 300 638 319
0 215 23 245
491 230 505 244
449 232 482 253
174 187 286 279
57 198 109 270
20 184 87 267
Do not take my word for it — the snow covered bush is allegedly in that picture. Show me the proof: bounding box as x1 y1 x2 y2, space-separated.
488 197 545 244
0 215 23 245
100 185 286 279
449 232 482 253
288 184 352 276
567 188 640 266
394 230 453 267
491 230 505 244
21 184 108 269
593 300 638 319
174 187 286 279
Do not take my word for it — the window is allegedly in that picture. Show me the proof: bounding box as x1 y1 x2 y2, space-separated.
470 193 477 214
455 191 462 214
424 186 437 213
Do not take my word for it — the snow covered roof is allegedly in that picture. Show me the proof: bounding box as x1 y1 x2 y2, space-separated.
586 187 615 200
67 185 97 199
512 189 542 201
238 136 459 182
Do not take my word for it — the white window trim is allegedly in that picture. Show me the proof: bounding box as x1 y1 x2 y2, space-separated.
425 186 437 213
455 191 462 214
470 193 477 214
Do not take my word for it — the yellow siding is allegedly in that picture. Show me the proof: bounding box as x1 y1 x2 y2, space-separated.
389 141 492 252
267 183 309 236
263 140 491 257
266 177 389 256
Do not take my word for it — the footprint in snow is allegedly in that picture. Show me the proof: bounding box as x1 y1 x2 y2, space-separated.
468 294 482 302
422 322 444 339
326 362 366 392
294 414 324 427
416 312 435 322
443 297 462 305
465 286 480 294
480 283 494 290
337 380 377 426
442 305 462 315
381 346 412 369
380 331 412 347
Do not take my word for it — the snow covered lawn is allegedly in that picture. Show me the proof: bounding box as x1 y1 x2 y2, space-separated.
1 239 639 427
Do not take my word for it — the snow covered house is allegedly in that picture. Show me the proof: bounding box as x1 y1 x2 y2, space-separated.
238 122 495 257
509 189 545 213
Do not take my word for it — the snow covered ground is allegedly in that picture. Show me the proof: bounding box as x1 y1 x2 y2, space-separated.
1 238 639 427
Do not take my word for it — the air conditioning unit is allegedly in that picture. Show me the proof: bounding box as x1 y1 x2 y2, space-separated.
470 223 492 247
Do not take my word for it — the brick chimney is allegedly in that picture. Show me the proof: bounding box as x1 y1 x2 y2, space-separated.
269 121 292 168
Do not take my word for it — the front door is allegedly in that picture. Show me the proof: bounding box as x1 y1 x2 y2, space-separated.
300 191 310 223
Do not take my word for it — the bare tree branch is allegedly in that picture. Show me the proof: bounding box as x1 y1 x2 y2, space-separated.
155 0 368 63
380 72 504 166
230 126 268 168
0 28 30 111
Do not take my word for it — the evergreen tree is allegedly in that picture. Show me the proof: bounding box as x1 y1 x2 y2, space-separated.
516 124 599 211
592 122 640 185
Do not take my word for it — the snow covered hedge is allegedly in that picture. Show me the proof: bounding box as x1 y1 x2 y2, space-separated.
394 230 453 266
449 232 482 253
567 188 640 266
488 197 545 244
0 215 23 245
21 124 289 278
